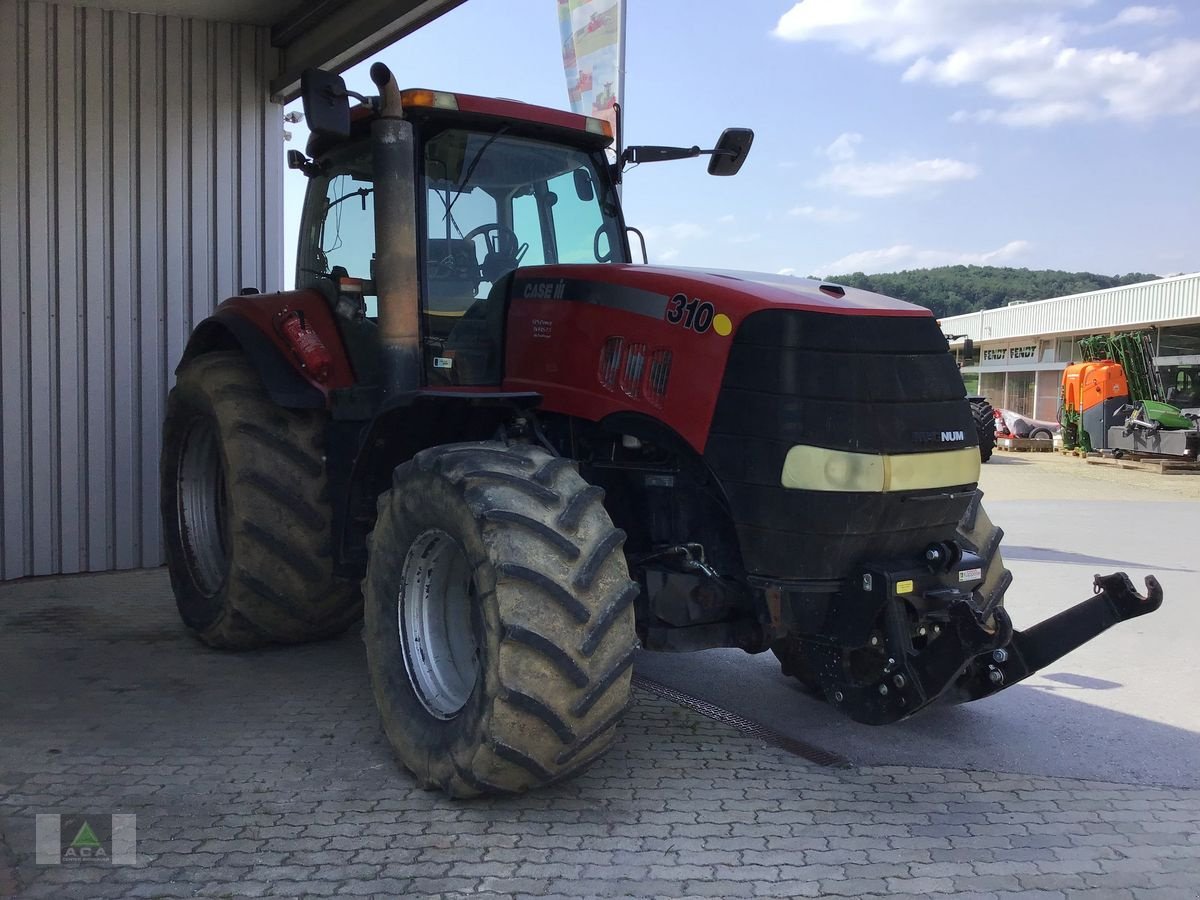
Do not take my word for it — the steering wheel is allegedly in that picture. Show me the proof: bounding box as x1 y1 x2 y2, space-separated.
464 223 529 281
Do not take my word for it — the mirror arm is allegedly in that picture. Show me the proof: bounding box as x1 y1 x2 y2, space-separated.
618 144 737 172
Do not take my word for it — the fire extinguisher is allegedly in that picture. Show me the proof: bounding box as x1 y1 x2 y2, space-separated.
275 309 333 383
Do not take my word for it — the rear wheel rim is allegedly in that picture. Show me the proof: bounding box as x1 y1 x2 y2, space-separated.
398 529 481 719
177 415 230 597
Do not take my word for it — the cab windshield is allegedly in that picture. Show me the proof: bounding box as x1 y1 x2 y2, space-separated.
421 128 627 320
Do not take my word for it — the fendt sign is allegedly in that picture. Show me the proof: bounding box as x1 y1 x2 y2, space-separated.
980 343 1039 367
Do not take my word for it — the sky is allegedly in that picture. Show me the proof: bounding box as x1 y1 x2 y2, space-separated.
282 0 1200 282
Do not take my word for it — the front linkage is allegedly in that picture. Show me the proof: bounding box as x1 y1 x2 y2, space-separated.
803 563 1163 725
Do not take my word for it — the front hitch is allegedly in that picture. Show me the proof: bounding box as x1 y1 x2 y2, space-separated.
954 572 1162 702
805 570 1162 725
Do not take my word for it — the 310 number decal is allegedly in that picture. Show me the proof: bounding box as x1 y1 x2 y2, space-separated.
665 293 716 333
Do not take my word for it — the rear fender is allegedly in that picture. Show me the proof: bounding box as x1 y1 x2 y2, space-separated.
178 290 356 409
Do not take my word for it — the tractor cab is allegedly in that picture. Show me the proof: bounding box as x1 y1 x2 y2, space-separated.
292 78 627 388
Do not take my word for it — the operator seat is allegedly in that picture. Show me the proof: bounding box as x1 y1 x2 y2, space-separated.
443 271 516 386
425 238 482 340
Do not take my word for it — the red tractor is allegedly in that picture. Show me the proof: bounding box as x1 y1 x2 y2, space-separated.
161 65 1162 797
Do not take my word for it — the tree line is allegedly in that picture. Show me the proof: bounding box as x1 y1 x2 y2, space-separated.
823 266 1160 319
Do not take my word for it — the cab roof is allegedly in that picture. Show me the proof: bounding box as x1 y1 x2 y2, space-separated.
307 88 614 159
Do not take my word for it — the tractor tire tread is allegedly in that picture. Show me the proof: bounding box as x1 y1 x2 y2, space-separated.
162 351 361 649
970 398 997 464
365 441 638 798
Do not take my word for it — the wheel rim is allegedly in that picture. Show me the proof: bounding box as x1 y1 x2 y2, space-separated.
176 415 230 597
398 529 481 719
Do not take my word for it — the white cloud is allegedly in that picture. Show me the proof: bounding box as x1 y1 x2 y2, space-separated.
641 223 708 243
640 222 709 264
717 213 737 223
1107 5 1178 27
788 204 860 223
821 239 1031 274
824 132 863 161
773 0 1200 125
777 267 798 276
819 157 979 197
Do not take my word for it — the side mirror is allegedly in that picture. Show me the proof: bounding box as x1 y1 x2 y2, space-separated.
301 68 350 139
573 168 595 202
707 128 754 176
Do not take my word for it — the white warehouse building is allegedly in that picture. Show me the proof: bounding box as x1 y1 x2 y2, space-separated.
940 272 1200 423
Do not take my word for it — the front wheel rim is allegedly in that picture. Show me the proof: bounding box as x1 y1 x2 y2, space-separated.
398 529 481 719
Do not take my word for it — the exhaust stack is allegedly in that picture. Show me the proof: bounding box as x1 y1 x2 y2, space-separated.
369 63 422 394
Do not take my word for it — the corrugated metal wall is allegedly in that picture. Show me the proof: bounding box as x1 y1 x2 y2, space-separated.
0 0 282 580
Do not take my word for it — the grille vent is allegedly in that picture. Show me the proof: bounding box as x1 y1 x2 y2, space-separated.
646 349 672 406
598 337 671 403
620 343 648 398
598 336 623 388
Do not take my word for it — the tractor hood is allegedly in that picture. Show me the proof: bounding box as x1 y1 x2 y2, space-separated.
503 264 949 456
508 264 932 322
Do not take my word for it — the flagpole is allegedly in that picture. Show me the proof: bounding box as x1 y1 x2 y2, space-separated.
616 0 627 195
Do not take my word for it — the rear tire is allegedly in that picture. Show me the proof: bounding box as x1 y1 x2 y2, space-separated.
364 441 638 797
970 398 997 463
161 351 361 648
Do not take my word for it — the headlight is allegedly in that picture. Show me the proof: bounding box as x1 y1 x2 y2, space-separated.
781 446 980 492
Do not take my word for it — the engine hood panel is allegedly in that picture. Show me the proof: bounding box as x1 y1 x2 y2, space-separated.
509 264 931 319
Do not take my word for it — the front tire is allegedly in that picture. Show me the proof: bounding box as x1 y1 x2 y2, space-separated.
160 351 361 648
364 442 638 797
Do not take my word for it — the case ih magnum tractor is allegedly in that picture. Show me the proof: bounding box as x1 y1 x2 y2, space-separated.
162 65 1162 797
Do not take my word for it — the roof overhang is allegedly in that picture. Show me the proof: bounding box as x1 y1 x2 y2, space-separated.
269 0 468 101
66 0 467 101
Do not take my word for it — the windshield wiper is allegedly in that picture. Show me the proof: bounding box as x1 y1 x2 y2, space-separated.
445 127 509 219
327 186 373 212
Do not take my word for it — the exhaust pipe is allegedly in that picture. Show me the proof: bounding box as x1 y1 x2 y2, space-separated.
369 63 421 395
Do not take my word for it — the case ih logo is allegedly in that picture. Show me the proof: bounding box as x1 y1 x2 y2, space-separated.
913 430 966 444
522 279 567 300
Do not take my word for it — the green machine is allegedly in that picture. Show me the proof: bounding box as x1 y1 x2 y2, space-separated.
1074 332 1200 460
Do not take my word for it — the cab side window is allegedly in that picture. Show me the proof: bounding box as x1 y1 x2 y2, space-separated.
296 141 377 316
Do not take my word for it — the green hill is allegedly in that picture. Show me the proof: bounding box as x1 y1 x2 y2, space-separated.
824 266 1160 319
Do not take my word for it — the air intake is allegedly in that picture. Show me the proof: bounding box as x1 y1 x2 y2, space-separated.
620 343 647 398
598 336 623 388
646 349 672 406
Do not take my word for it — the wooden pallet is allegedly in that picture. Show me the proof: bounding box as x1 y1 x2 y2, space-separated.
996 437 1054 452
1084 453 1200 475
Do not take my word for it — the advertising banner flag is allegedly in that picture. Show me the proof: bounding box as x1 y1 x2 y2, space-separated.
557 0 625 143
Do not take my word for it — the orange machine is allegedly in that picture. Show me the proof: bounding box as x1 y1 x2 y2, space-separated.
1060 361 1128 451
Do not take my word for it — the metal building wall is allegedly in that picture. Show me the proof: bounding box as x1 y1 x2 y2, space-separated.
0 0 282 580
940 273 1200 344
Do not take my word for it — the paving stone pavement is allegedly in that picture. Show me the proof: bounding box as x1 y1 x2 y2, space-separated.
2 569 1198 899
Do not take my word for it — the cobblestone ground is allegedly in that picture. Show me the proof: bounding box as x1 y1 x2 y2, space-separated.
2 569 1198 899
